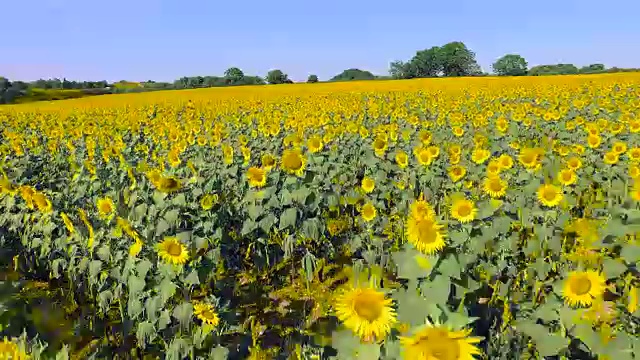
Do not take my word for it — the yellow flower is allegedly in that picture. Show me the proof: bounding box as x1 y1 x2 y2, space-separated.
361 177 375 193
587 135 601 149
399 320 483 360
557 169 577 186
32 192 52 213
471 148 490 164
129 239 143 257
406 215 445 255
566 156 582 170
0 338 29 360
156 176 181 193
247 167 267 188
482 176 507 198
372 137 388 156
96 197 115 219
537 184 563 207
628 147 640 163
281 148 306 177
518 147 543 170
157 237 189 265
409 198 437 221
200 193 219 210
334 286 396 342
448 165 466 182
395 150 409 168
630 182 640 201
307 135 324 153
416 148 433 166
498 154 514 169
603 151 619 165
193 302 220 327
361 203 377 222
261 153 276 171
562 270 606 307
60 212 75 234
612 141 627 155
486 159 501 176
450 198 477 223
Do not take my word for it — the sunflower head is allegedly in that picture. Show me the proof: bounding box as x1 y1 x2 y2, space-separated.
361 177 375 194
448 165 466 182
193 302 220 327
261 153 276 171
334 286 396 342
307 136 324 153
450 198 477 223
33 192 52 213
558 168 577 186
399 319 483 360
537 184 563 207
482 176 507 198
562 270 606 307
0 337 29 360
361 203 377 222
157 237 189 265
406 216 446 255
157 176 181 193
200 193 219 210
281 148 306 176
395 150 409 168
97 197 115 218
247 167 267 188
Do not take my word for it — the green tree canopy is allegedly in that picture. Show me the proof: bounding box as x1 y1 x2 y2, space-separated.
330 68 375 81
307 74 319 83
266 69 290 84
492 54 528 76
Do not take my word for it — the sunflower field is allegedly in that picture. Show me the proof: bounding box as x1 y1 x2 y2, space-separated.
0 74 639 360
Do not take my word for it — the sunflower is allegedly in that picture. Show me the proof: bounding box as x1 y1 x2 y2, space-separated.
399 320 483 360
193 302 220 327
146 169 162 186
566 157 582 171
409 198 437 221
427 146 440 159
518 147 543 170
452 126 464 137
60 212 75 234
222 144 234 165
603 151 619 165
629 165 640 179
372 137 388 156
482 176 507 198
612 141 627 155
537 184 563 207
129 239 143 257
486 159 502 176
361 177 375 194
417 148 433 166
0 338 29 360
498 154 514 169
261 153 276 171
406 215 446 255
630 182 640 201
628 148 640 162
448 165 466 182
281 148 306 177
32 192 52 213
361 203 377 222
471 149 490 165
97 197 115 219
562 270 606 307
157 176 181 193
395 150 409 168
333 286 396 342
200 193 219 210
157 237 189 265
587 135 601 149
557 169 577 186
450 198 477 223
247 167 267 188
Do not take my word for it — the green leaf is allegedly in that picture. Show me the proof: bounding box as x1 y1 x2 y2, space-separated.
184 270 200 286
155 218 171 237
420 275 451 306
209 346 229 360
354 343 380 360
393 288 438 326
136 321 157 349
279 207 297 230
172 302 193 326
164 208 180 226
128 275 146 295
602 258 627 279
159 279 177 303
620 244 640 265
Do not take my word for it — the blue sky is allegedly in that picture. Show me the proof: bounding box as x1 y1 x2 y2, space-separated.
3 0 639 82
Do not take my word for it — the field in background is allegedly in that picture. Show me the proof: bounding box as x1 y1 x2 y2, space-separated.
0 74 639 359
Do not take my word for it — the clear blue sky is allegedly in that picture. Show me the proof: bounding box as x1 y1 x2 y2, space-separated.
3 0 639 82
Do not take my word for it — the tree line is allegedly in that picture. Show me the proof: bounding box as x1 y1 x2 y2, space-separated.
2 41 639 104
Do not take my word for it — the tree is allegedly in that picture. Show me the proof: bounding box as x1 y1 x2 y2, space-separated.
389 60 416 79
307 74 319 83
266 69 289 84
330 68 375 81
492 54 528 76
579 64 606 74
224 67 245 84
438 42 479 77
528 64 578 76
410 46 444 77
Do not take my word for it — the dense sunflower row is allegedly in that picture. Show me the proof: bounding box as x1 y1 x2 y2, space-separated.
0 74 639 359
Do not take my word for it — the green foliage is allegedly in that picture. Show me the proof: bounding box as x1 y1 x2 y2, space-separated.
266 69 290 84
330 69 376 81
492 54 528 76
307 74 319 83
528 63 580 76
